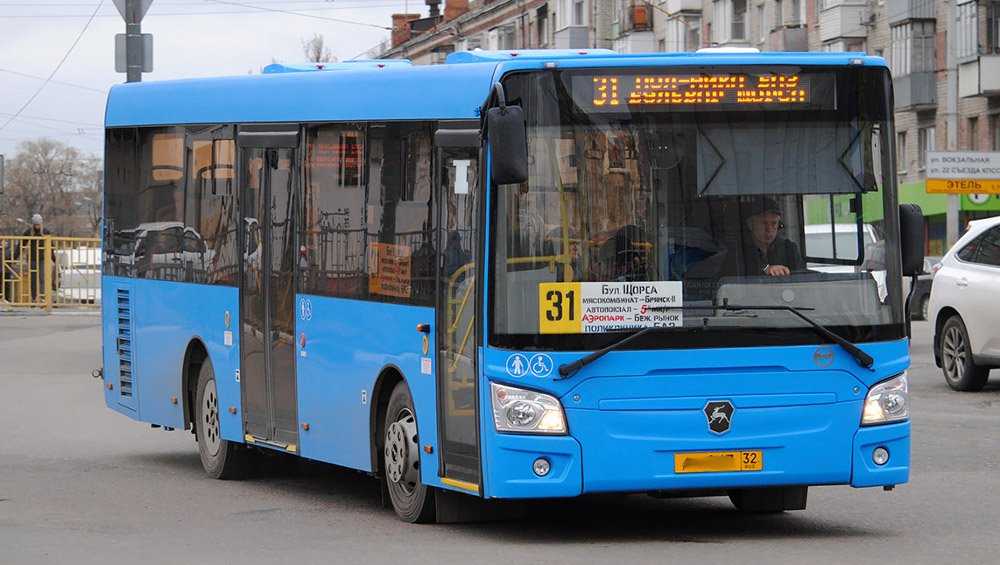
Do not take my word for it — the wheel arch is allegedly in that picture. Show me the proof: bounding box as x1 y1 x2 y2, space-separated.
369 364 408 476
181 337 211 431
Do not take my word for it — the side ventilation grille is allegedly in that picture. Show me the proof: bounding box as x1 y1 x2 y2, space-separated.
116 288 133 397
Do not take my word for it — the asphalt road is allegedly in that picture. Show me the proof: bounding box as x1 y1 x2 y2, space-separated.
1 314 998 565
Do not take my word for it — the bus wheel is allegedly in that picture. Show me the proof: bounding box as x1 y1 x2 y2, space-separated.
729 487 807 513
382 382 435 523
196 361 249 480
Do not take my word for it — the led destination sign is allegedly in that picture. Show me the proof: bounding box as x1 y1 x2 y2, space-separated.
574 70 835 112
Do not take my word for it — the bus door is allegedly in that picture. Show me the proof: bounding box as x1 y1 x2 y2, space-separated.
237 125 299 450
434 128 482 489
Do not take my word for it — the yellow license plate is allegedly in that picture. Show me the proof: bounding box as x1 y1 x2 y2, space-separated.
674 450 764 474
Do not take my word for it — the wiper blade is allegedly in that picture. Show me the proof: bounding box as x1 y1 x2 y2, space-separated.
555 305 751 380
652 303 874 370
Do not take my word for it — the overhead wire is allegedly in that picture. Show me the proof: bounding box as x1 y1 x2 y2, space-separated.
0 0 105 133
0 67 108 93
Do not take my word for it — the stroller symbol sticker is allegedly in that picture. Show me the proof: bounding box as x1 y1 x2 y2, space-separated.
505 353 529 377
528 354 553 378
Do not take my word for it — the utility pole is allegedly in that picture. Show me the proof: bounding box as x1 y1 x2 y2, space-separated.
113 1 153 82
945 0 960 247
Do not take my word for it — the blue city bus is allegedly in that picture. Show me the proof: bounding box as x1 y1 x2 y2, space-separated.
101 49 923 522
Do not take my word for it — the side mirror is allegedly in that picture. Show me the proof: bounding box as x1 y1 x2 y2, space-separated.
486 83 528 185
899 203 924 276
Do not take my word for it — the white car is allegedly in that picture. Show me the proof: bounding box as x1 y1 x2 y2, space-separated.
929 216 1000 391
804 223 880 273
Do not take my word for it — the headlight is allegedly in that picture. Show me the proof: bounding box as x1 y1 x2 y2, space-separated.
862 372 909 425
491 382 567 435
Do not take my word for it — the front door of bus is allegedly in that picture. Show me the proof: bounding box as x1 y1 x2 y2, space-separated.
436 143 481 487
238 126 299 450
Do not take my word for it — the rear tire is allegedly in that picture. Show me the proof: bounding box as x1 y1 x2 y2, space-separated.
196 361 250 479
382 381 435 523
729 487 808 513
941 316 989 392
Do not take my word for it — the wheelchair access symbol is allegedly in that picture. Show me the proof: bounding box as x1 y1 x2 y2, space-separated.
528 353 553 378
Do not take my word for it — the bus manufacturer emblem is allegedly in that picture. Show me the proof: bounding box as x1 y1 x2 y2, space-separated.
704 401 734 435
813 346 835 368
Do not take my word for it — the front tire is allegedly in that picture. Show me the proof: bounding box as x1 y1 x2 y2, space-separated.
196 361 249 479
382 381 435 523
941 316 989 391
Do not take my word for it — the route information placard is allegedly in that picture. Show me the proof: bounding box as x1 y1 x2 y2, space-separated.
538 281 683 334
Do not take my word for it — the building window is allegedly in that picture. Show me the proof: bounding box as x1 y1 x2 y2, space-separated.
732 0 747 39
897 131 907 174
573 0 584 26
957 1 978 59
774 0 783 29
757 4 766 42
889 21 934 77
790 0 803 25
687 16 702 49
989 1 1000 54
713 0 746 42
968 116 979 150
918 126 936 171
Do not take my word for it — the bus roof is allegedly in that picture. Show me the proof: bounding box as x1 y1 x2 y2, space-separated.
104 50 888 128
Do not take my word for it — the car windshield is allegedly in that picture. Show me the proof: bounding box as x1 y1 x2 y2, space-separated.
491 66 905 350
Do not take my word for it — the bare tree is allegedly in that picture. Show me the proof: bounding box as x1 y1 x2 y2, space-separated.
301 33 335 63
0 138 101 236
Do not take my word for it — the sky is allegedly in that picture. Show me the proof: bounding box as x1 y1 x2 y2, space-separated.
0 0 427 158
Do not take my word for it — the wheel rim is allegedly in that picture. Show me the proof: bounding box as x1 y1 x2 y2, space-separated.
942 325 967 383
202 378 222 456
921 298 929 320
384 407 419 495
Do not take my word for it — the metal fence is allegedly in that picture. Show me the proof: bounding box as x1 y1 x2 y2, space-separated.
1 236 102 309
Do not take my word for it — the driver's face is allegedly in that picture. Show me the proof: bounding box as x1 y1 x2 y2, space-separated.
750 212 781 246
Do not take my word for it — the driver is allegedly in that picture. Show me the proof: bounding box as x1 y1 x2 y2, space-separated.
740 198 803 277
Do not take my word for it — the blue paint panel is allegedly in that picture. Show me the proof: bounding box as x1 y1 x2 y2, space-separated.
295 295 440 482
105 63 498 127
101 276 242 442
851 421 910 487
478 340 909 497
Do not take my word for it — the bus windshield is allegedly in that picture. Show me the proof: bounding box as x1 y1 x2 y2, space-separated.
491 66 904 350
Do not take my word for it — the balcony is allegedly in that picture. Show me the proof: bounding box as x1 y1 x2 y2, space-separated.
894 71 936 110
768 27 808 51
553 26 590 49
664 0 701 12
886 0 934 25
818 0 868 42
959 55 1000 98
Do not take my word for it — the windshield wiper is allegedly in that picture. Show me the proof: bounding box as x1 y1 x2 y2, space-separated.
555 305 763 380
653 302 875 370
555 302 873 380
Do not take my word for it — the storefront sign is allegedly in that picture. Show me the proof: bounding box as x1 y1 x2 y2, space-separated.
926 152 1000 194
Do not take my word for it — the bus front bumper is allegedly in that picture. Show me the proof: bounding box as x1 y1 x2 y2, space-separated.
482 408 909 498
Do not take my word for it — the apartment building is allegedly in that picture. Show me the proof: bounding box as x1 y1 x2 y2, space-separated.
372 0 1000 252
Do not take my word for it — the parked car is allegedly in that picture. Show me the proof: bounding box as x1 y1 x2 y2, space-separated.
929 216 1000 391
908 256 941 320
55 247 101 303
804 223 880 273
